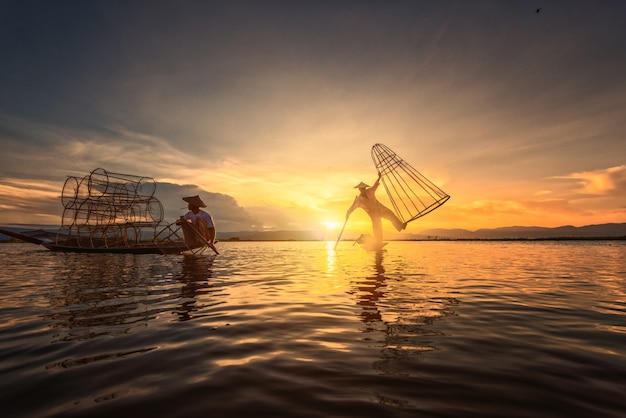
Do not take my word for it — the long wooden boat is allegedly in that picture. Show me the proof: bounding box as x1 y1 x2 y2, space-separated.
0 228 206 255
0 168 217 255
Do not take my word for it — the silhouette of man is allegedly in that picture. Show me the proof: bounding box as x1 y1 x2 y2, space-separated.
177 195 219 254
345 174 406 244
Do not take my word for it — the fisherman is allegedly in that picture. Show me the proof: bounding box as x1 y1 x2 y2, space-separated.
345 174 406 244
177 195 219 253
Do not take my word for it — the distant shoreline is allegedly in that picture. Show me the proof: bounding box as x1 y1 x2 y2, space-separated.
6 238 624 245
393 237 620 242
2 222 626 243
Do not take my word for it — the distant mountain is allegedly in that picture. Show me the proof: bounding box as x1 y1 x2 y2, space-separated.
220 223 626 241
0 225 322 243
417 223 626 240
3 223 626 243
219 230 322 241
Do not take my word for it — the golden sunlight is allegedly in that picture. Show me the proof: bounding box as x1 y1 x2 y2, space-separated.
321 221 341 230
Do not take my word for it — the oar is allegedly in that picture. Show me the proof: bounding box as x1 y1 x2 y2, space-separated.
194 229 219 255
180 219 220 254
204 238 220 255
334 218 348 250
335 195 359 250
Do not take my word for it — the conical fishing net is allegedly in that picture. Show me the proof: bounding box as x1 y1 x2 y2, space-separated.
371 143 449 224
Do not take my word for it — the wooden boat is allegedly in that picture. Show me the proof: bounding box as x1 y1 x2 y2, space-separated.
0 168 216 255
0 228 204 254
354 234 388 251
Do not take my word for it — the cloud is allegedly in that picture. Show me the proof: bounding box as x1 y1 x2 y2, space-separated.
2 2 626 233
558 165 626 195
436 196 592 229
0 152 261 231
156 182 260 231
0 115 195 179
456 199 527 216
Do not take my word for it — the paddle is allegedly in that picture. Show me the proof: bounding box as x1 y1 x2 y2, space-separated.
335 195 359 250
334 217 348 250
191 227 219 255
178 218 220 254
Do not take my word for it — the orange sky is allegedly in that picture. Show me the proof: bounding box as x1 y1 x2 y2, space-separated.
1 2 625 235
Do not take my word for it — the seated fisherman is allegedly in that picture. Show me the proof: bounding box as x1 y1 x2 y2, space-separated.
177 195 218 253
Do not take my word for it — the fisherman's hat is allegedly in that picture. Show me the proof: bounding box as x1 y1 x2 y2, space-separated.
354 182 369 189
182 195 207 208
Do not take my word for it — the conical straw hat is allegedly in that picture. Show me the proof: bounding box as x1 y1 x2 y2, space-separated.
182 195 206 208
354 182 369 189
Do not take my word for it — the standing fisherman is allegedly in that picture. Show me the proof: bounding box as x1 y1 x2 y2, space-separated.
345 174 406 244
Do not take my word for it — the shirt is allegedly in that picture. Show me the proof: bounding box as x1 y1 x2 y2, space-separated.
183 210 215 227
347 182 386 217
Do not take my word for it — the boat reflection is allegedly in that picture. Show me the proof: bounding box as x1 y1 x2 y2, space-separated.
43 252 221 342
45 253 157 342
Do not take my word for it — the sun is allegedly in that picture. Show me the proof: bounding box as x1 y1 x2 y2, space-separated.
321 221 341 230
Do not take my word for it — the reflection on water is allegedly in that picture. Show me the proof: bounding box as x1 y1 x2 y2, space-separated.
175 255 224 321
0 241 625 418
45 346 158 370
45 254 156 342
353 250 386 325
44 253 220 343
351 249 459 376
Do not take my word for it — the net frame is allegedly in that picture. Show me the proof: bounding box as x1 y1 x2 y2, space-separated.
371 143 449 224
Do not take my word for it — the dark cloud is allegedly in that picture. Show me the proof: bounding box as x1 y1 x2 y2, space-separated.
156 182 260 232
0 176 259 232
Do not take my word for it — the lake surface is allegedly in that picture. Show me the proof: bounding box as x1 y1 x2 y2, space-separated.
1 240 625 417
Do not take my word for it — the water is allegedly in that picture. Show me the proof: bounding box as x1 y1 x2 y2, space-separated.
1 240 625 417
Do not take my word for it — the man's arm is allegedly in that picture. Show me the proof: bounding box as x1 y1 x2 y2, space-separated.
345 196 359 218
370 174 381 192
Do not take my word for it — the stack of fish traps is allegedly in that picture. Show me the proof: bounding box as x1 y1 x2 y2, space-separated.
58 168 164 248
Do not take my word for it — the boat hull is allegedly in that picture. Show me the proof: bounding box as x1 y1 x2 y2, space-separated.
0 228 204 255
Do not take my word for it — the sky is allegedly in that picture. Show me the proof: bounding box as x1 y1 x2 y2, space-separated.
1 0 625 237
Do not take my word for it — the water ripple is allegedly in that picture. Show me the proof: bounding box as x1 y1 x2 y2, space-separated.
0 241 625 417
